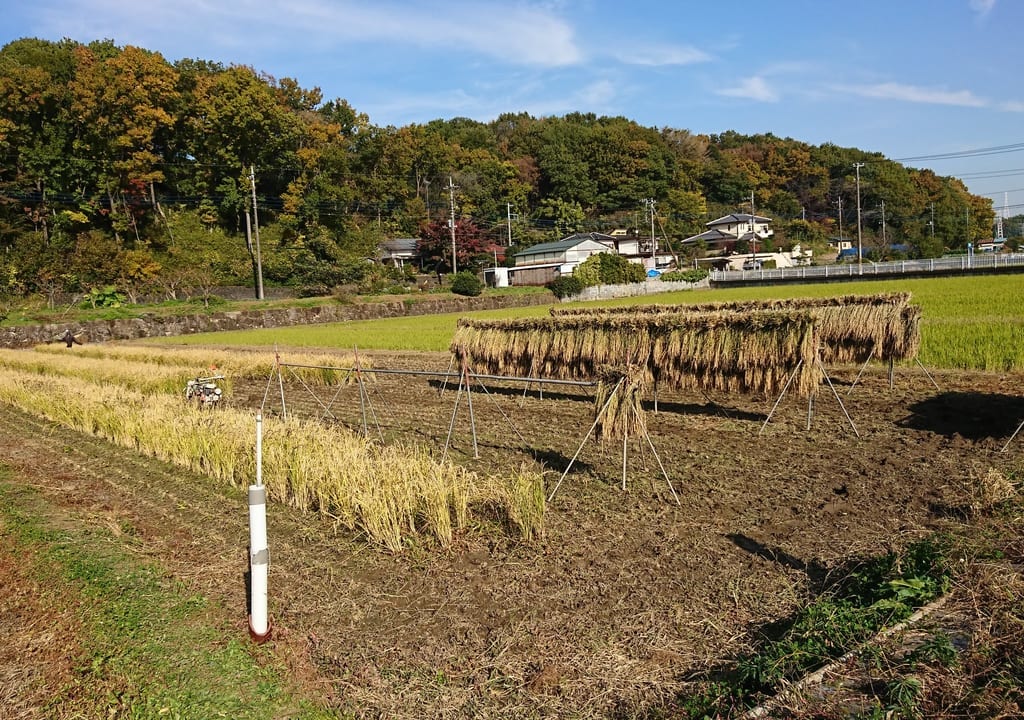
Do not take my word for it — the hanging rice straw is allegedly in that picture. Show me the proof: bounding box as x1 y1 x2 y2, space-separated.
551 292 919 364
593 365 648 445
452 309 820 399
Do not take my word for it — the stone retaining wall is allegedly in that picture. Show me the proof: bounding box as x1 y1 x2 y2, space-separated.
1 293 555 348
564 277 709 302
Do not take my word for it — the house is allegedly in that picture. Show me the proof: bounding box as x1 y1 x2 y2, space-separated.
828 236 853 252
595 230 647 257
509 235 614 286
680 213 775 254
595 229 674 268
377 238 419 268
715 244 813 271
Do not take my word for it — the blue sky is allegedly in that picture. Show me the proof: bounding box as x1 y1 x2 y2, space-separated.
4 0 1023 221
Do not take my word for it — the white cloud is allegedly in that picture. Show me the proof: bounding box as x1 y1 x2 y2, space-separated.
716 76 779 103
362 77 621 126
970 0 996 18
840 82 988 107
999 100 1024 112
612 44 710 67
510 79 621 119
29 0 584 67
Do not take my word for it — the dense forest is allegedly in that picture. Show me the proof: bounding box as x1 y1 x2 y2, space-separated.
0 37 1001 302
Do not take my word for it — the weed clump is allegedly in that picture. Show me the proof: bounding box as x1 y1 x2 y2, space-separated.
674 536 953 718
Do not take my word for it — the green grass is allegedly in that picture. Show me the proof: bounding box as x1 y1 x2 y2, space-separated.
149 304 556 352
0 476 339 719
149 275 1024 371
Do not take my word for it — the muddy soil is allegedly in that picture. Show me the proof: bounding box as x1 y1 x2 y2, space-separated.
2 349 1023 718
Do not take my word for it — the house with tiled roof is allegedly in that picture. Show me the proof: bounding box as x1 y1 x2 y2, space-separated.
377 238 420 268
680 213 775 254
509 235 614 285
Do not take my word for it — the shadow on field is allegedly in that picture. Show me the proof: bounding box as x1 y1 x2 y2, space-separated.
530 448 596 476
899 392 1024 440
646 398 764 422
427 378 594 405
425 378 767 422
726 533 828 588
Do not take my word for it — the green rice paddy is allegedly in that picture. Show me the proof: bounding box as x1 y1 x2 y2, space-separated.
151 274 1024 372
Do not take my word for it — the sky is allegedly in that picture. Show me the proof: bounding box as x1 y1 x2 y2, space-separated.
4 0 1024 227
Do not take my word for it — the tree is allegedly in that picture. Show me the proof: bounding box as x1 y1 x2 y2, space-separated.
535 198 585 239
69 44 179 240
662 188 707 239
572 252 646 287
178 64 301 227
417 218 490 274
0 39 81 246
534 119 598 209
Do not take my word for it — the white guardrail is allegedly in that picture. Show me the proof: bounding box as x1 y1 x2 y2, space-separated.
709 252 1024 283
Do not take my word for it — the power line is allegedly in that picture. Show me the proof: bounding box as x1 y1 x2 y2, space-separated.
958 167 1024 179
890 142 1024 163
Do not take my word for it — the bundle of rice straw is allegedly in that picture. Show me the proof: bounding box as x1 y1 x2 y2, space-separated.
593 365 648 445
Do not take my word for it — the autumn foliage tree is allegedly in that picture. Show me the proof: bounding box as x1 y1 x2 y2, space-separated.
417 218 492 274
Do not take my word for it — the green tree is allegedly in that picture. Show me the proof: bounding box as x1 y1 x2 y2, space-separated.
0 38 82 245
450 270 484 296
572 252 645 287
535 197 585 239
69 44 179 241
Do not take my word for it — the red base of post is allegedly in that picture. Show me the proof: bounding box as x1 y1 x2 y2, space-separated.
248 615 273 644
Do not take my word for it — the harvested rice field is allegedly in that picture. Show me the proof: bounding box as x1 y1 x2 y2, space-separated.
3 335 1022 718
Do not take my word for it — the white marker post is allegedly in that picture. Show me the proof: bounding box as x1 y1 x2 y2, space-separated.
248 411 271 642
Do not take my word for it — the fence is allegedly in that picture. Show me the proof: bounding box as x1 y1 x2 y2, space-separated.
710 252 1024 284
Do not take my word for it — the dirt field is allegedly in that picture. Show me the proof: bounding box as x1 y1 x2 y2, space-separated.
3 348 1023 718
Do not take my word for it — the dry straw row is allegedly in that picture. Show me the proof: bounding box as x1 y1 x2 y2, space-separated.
0 365 544 550
451 310 821 399
550 292 921 364
31 342 367 386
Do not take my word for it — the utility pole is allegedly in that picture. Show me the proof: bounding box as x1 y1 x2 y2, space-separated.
837 196 844 247
881 199 887 246
854 162 865 272
446 176 458 275
966 206 973 266
750 191 756 264
506 202 514 246
249 165 264 300
930 202 935 241
423 179 430 220
648 198 657 261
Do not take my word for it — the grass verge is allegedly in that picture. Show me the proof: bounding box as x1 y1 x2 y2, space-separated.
0 474 338 719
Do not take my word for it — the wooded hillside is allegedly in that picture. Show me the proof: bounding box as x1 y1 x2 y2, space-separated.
0 38 997 301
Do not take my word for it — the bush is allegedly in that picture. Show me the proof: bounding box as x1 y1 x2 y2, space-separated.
296 284 332 298
660 268 709 283
546 275 584 299
450 271 484 297
81 285 126 309
572 253 646 287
